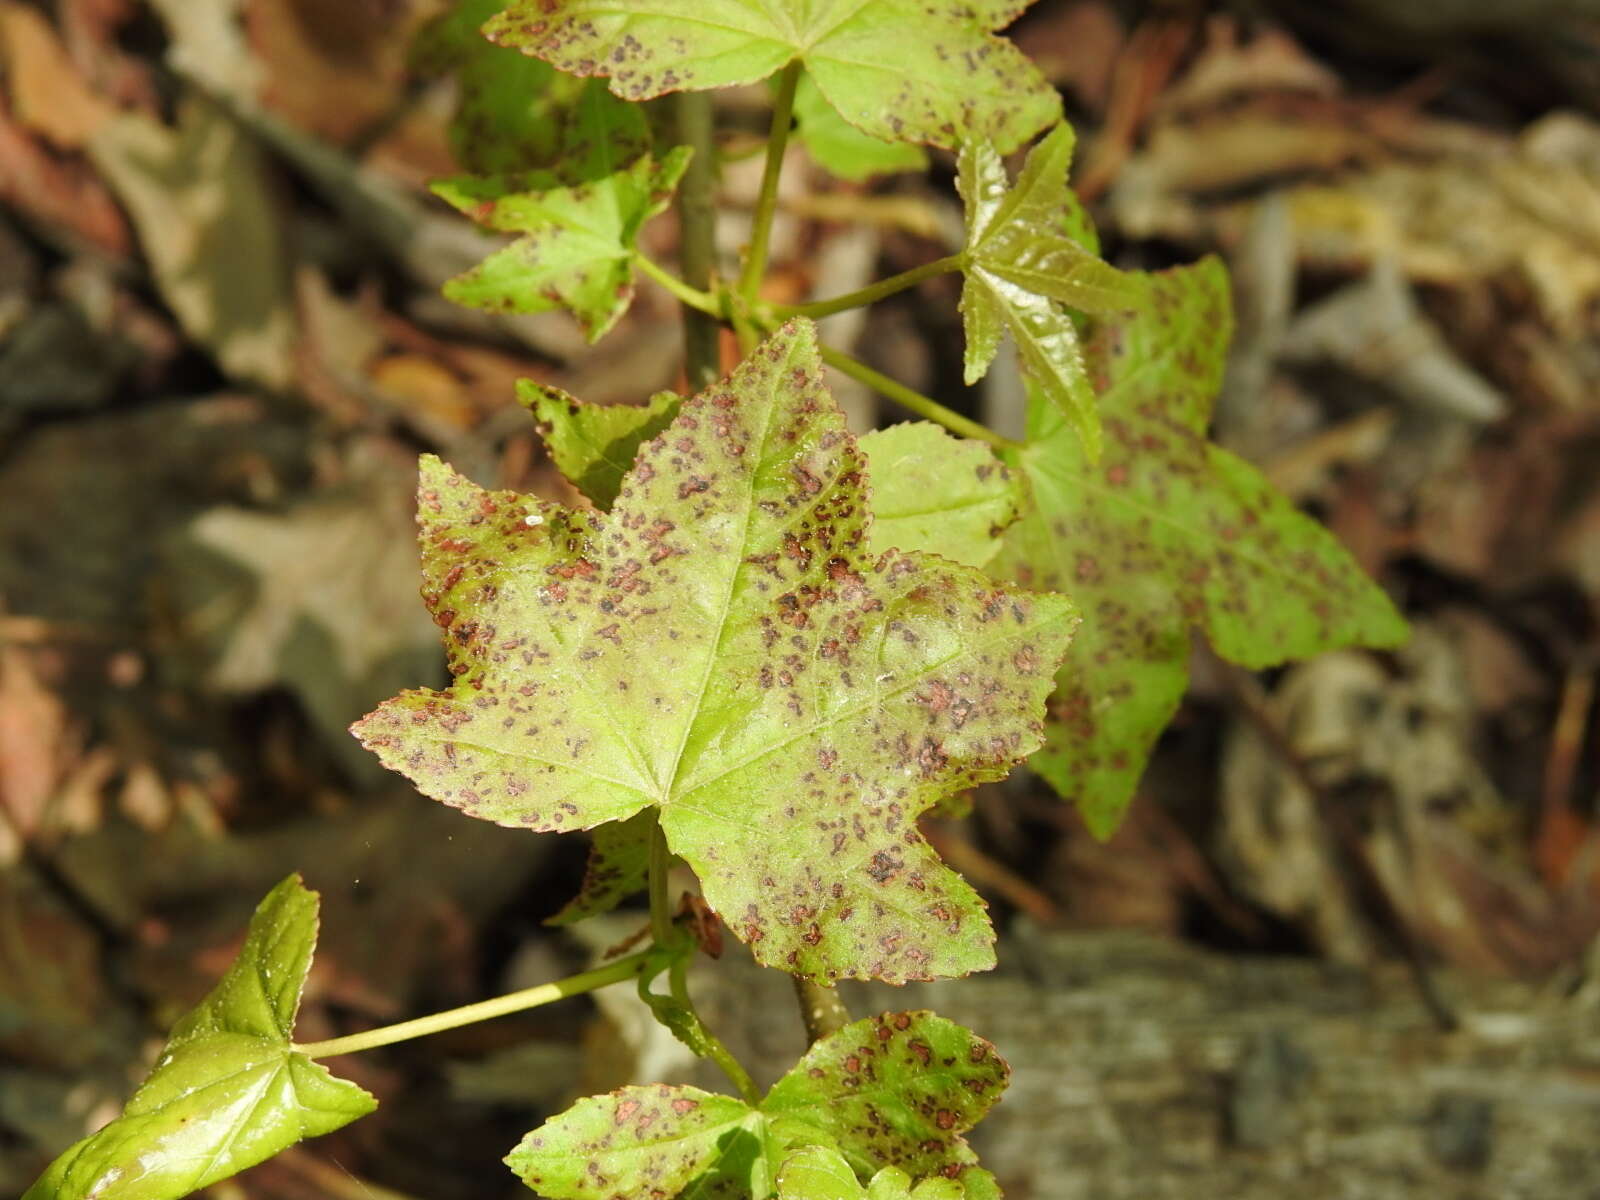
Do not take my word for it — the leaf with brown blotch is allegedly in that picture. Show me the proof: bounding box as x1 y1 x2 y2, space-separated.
354 319 1075 983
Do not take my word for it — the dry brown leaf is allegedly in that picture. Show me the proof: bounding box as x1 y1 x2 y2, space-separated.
0 3 113 148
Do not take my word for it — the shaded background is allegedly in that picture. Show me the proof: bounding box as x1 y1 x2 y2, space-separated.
3 0 1600 1196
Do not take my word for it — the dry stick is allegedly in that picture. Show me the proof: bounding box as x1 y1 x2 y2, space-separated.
1219 662 1459 1032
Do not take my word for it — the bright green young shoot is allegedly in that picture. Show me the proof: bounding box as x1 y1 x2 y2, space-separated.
485 0 1061 153
434 146 691 340
958 123 1140 461
25 877 375 1200
354 320 1075 984
997 260 1409 837
777 1146 992 1200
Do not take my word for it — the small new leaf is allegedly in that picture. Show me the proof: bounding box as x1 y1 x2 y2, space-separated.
546 807 655 924
792 71 927 181
486 0 1060 153
860 423 1023 568
520 380 683 510
414 0 650 175
958 124 1139 458
355 321 1074 983
997 260 1409 837
434 146 691 341
24 876 375 1200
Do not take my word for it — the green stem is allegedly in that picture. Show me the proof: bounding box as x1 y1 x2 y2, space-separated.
638 255 722 318
791 977 852 1045
738 60 801 302
815 342 1020 450
676 90 723 389
293 950 658 1060
774 254 964 321
648 816 674 947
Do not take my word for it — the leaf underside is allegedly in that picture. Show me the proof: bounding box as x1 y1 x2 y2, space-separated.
354 319 1075 983
958 124 1141 461
998 259 1409 837
485 0 1061 153
507 1012 1006 1199
24 877 374 1200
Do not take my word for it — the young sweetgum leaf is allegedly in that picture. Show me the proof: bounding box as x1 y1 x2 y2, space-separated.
24 876 375 1200
434 145 691 341
996 260 1410 838
792 71 927 181
520 380 683 510
508 1012 1004 1198
353 320 1074 983
485 0 1060 153
958 124 1140 459
859 423 1023 569
764 1011 1006 1180
414 0 650 175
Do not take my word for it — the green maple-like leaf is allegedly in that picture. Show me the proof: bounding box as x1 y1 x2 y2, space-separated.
792 71 927 180
434 145 691 341
997 259 1409 837
860 423 1023 569
354 320 1073 983
24 877 375 1200
958 124 1140 459
415 0 651 175
520 380 683 510
485 0 1060 153
508 1012 1005 1199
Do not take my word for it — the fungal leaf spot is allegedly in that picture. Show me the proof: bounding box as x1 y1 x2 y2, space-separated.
431 145 691 342
764 1012 1007 1181
958 123 1141 460
353 320 1076 983
485 0 1061 153
996 259 1410 838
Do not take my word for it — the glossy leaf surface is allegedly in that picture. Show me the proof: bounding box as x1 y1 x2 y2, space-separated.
997 260 1409 836
434 146 690 340
24 877 374 1200
415 0 650 174
520 381 683 510
355 321 1074 982
486 0 1060 152
859 422 1022 568
958 124 1139 458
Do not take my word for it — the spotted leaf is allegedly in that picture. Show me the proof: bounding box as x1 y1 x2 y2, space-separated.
23 877 375 1200
860 422 1023 568
354 320 1075 983
958 124 1139 459
433 145 691 341
485 0 1060 153
996 259 1409 837
415 0 650 175
506 1084 763 1198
